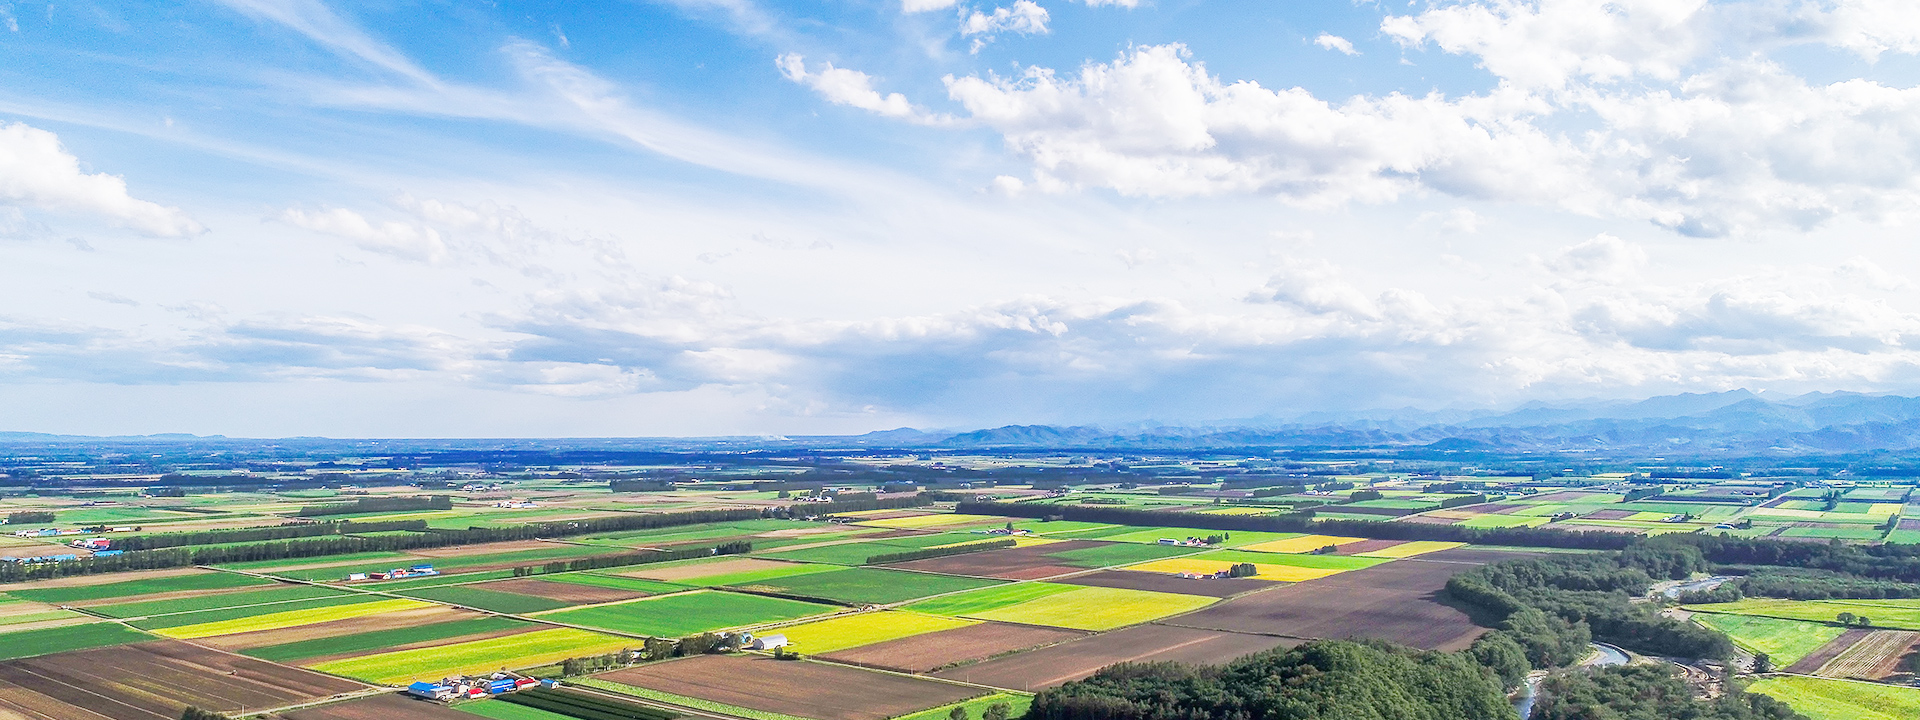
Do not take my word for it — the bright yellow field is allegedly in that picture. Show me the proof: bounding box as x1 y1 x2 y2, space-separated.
857 514 1002 529
155 598 431 639
926 536 1059 550
1626 511 1678 521
1122 557 1348 582
771 611 976 654
1238 535 1369 554
1358 541 1466 559
1870 504 1904 516
312 627 636 685
969 586 1216 631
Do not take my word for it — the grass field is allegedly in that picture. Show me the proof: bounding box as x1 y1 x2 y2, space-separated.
534 590 836 637
856 514 1003 529
1748 676 1920 720
0 622 155 660
457 699 575 720
1 572 272 604
1358 541 1466 558
249 616 531 662
771 611 978 654
314 627 638 684
153 598 433 639
544 574 690 595
1692 614 1847 666
688 563 846 587
891 694 1033 720
398 586 572 614
91 584 347 618
1688 598 1920 631
904 583 1083 617
726 567 1004 605
962 586 1217 630
1237 535 1370 553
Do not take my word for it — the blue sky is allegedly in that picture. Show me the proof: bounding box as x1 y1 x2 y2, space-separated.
5 0 1920 437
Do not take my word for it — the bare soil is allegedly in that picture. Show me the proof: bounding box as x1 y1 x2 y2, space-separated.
602 654 981 720
932 625 1297 691
1158 556 1493 651
884 541 1107 579
624 558 799 582
0 640 362 720
1789 629 1871 674
820 622 1087 673
1329 539 1406 555
476 578 647 604
1055 570 1276 598
280 693 476 720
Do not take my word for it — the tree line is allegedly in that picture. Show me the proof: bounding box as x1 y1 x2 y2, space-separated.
111 519 429 551
511 541 751 577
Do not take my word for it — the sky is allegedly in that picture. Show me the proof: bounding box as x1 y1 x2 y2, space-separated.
5 1 1920 437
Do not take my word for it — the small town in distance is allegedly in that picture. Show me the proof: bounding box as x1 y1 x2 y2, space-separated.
0 422 1917 720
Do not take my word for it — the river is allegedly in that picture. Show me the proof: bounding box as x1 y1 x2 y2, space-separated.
1513 643 1630 718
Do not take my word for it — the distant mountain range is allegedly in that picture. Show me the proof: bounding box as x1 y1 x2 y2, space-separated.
853 391 1920 455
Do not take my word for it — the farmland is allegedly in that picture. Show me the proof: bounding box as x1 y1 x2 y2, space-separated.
0 622 156 661
1748 675 1920 720
312 627 638 684
245 615 532 662
0 640 363 720
770 611 977 654
821 621 1086 673
598 654 982 720
1687 598 1920 631
960 585 1217 631
1691 613 1848 666
533 590 836 637
152 597 434 639
721 567 1003 605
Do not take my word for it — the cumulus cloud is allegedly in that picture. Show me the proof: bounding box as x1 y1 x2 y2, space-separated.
777 54 951 124
1314 33 1357 55
0 122 204 237
962 0 1049 51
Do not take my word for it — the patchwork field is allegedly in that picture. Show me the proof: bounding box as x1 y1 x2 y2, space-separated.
200 603 480 651
151 597 433 639
0 640 363 720
1160 554 1497 651
932 624 1295 690
821 621 1086 673
0 621 156 661
723 567 1003 605
1692 613 1849 666
770 610 977 654
884 542 1105 580
91 584 348 618
244 615 534 662
1055 569 1274 597
397 585 574 614
2 572 273 605
478 577 655 604
598 654 982 720
1238 535 1370 553
1687 598 1920 631
534 590 836 637
1818 630 1920 679
1749 675 1920 720
952 585 1217 631
312 627 637 684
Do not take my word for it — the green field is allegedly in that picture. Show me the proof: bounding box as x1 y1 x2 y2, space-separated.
904 582 1083 617
248 616 531 662
91 585 347 619
366 569 518 590
892 694 1032 720
576 678 813 720
1687 598 1920 631
1045 543 1205 568
1691 614 1846 666
398 586 572 614
534 590 835 637
1 572 273 604
724 567 1003 605
755 535 972 565
314 627 638 684
1748 676 1920 720
541 574 690 595
1048 526 1301 548
0 622 156 661
456 699 574 720
154 598 432 639
685 562 844 588
964 586 1216 630
128 593 378 630
772 611 977 653
1455 515 1550 529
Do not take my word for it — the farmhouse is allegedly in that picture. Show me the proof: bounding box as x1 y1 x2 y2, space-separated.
406 682 455 700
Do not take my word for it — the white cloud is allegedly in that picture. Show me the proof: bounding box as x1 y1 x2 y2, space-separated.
1546 234 1647 283
1314 33 1357 55
210 0 437 83
903 0 958 13
777 53 952 124
1080 0 1138 8
0 122 203 237
963 1 1050 37
280 206 447 262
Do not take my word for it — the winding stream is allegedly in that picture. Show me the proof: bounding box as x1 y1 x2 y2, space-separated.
1513 643 1630 718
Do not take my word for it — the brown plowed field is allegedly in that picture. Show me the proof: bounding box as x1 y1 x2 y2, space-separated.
820 621 1086 672
1330 539 1406 555
1398 515 1460 525
0 568 203 591
1789 629 1870 674
1582 509 1636 520
885 541 1107 579
0 640 362 720
1055 570 1275 598
1419 548 1544 565
477 578 647 604
625 558 797 582
1159 557 1490 651
282 693 476 720
602 654 980 720
196 605 478 650
1816 630 1917 678
932 625 1297 691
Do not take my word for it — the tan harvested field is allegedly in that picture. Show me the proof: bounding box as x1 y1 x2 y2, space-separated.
1816 630 1918 679
603 654 981 720
1159 556 1495 651
281 693 475 720
886 541 1108 579
1057 570 1276 598
1788 629 1869 674
624 557 797 582
754 526 854 537
1330 539 1404 555
0 640 362 720
1398 515 1461 525
820 621 1086 672
477 578 647 604
932 625 1297 691
195 605 479 650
